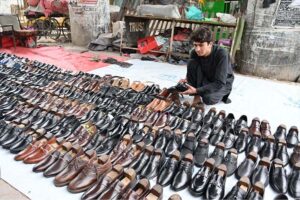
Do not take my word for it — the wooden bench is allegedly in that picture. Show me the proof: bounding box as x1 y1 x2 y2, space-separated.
121 14 245 63
0 14 38 48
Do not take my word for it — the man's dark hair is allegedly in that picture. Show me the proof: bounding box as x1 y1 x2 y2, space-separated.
190 27 213 43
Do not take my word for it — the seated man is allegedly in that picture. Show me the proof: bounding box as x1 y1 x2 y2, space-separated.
179 26 234 106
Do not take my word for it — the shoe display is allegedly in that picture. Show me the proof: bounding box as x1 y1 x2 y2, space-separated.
246 181 265 200
270 158 288 194
286 126 299 148
251 157 270 187
236 151 258 179
224 176 250 199
194 138 209 167
222 148 238 176
205 164 227 200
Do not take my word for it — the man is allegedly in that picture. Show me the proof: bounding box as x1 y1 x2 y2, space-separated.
179 26 234 106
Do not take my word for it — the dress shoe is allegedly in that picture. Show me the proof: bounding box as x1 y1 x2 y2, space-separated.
142 127 157 146
43 144 83 177
97 168 136 200
157 150 180 187
198 123 213 140
154 126 172 150
274 139 289 166
140 148 165 179
95 134 121 155
176 119 191 133
234 128 249 153
286 126 299 148
246 131 262 154
122 178 150 200
251 157 270 187
289 163 300 198
221 127 236 149
270 158 288 194
167 116 181 130
54 149 97 187
168 193 182 200
246 181 264 200
142 184 163 200
182 105 194 121
211 110 226 132
260 120 271 139
115 141 145 167
290 143 300 167
222 148 238 176
205 164 227 200
68 155 112 193
224 176 251 199
81 164 124 200
33 141 72 173
180 132 196 157
130 145 153 173
194 138 209 167
259 135 275 161
168 82 188 93
109 134 132 163
189 158 215 196
249 117 261 136
133 126 150 144
274 194 289 200
209 125 225 146
236 151 258 179
165 129 182 156
201 107 216 126
209 142 225 166
171 153 194 191
274 124 287 141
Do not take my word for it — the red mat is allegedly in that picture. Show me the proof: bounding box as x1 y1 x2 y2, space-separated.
0 46 128 72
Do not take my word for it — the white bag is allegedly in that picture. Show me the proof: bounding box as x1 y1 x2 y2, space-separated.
137 5 181 19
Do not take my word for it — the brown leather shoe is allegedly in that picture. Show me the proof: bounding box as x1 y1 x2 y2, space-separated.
143 184 163 200
54 149 97 187
154 99 172 112
249 117 261 136
260 120 271 139
68 155 112 193
144 111 160 127
98 168 136 200
81 164 124 200
15 137 48 161
115 141 145 167
110 134 132 163
153 112 168 128
122 178 150 200
23 137 61 164
146 98 161 111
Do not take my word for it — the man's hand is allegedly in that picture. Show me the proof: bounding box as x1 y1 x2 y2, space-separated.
179 78 187 83
180 84 197 95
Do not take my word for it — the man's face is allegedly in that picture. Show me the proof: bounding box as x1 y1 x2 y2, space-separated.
193 41 212 57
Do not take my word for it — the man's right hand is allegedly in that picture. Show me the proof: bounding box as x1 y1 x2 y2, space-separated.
179 79 187 83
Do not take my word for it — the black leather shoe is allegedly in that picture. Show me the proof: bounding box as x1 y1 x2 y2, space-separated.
286 126 299 148
270 158 288 194
198 123 213 140
222 148 238 177
191 106 204 123
236 151 258 179
130 145 153 173
224 176 250 199
290 143 300 168
140 148 165 179
165 129 182 156
209 125 225 146
157 150 180 187
221 127 236 149
234 128 249 153
260 120 272 139
274 124 287 141
201 107 217 125
246 181 265 200
180 132 196 157
274 139 289 166
246 131 262 154
274 194 289 200
154 126 172 150
251 157 270 187
259 135 275 160
189 158 215 196
171 153 194 191
209 142 225 166
288 162 300 198
234 115 248 135
205 164 227 200
194 138 209 167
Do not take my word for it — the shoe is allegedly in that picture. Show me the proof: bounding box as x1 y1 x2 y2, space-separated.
259 135 276 160
270 158 288 194
274 194 289 200
260 120 271 139
246 181 265 200
198 123 213 140
274 124 287 141
288 162 300 198
122 178 150 199
143 184 163 200
236 151 258 179
140 148 165 179
221 127 236 149
234 128 249 153
67 155 112 193
180 132 196 157
290 143 300 167
189 158 215 196
194 138 209 167
81 164 124 200
171 153 194 191
286 126 299 148
274 139 289 166
157 150 180 187
153 126 172 151
251 157 270 187
165 129 182 156
209 142 225 166
249 117 260 136
109 134 132 163
205 164 227 199
115 141 145 167
222 148 238 176
168 82 188 93
246 131 262 154
130 145 153 173
168 194 182 200
224 176 250 199
201 107 217 125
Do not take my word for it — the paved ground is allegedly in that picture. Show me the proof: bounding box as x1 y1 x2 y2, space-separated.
0 179 29 200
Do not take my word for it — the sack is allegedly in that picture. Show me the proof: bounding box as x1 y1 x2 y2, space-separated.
185 5 203 20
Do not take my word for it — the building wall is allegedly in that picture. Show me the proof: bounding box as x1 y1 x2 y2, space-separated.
237 0 300 82
0 0 19 14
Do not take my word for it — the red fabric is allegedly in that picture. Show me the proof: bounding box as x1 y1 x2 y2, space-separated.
0 46 128 72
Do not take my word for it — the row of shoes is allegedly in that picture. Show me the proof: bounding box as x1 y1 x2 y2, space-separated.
1 53 300 200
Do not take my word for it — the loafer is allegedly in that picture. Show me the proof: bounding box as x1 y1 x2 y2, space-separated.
194 138 209 167
143 184 163 200
165 129 182 156
222 148 238 176
286 126 299 148
122 178 150 200
154 126 172 150
260 120 271 139
251 157 270 187
234 128 249 153
290 143 300 167
249 117 260 136
180 132 196 157
288 162 300 198
270 158 288 194
246 131 262 154
140 148 165 179
201 107 216 126
189 158 215 196
205 164 227 200
224 176 250 199
130 145 153 173
209 142 225 166
274 139 289 166
236 151 258 179
221 127 236 149
246 181 265 200
274 124 287 141
259 135 275 160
